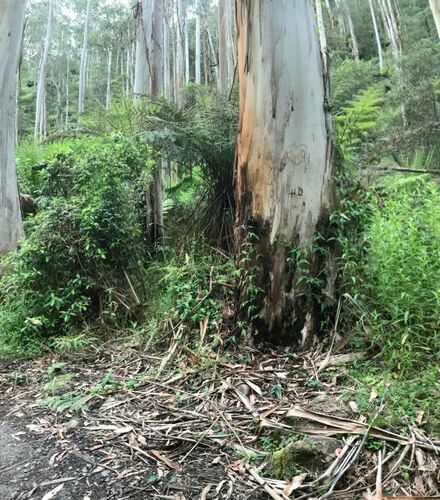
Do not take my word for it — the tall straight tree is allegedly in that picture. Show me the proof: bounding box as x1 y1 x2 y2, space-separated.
369 0 384 71
134 0 152 99
105 48 112 109
235 0 334 344
34 0 54 141
78 0 91 113
218 0 229 92
0 0 27 255
175 0 186 102
342 0 360 60
195 1 201 84
429 0 440 38
150 0 165 242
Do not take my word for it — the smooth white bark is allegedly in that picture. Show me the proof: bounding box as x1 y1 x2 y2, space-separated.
184 20 189 84
105 48 112 109
163 1 171 98
343 0 360 60
34 0 54 141
195 8 201 84
429 0 440 38
369 0 384 71
175 0 185 101
315 0 329 73
134 0 152 100
218 0 228 92
0 0 27 255
235 0 334 341
151 0 164 96
78 0 91 114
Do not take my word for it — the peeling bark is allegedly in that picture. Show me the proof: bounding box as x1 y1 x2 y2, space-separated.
235 0 335 345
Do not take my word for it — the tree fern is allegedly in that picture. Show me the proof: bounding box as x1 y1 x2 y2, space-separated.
335 85 384 159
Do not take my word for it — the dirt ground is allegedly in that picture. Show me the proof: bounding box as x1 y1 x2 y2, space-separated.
0 345 438 500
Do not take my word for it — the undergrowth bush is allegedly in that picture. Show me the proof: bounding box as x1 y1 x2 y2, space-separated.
136 244 236 349
0 135 154 354
338 174 440 431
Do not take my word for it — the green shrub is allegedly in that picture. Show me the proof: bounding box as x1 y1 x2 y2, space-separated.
0 135 155 353
342 175 440 372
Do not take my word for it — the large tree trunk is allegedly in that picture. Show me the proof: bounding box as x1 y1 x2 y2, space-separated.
34 0 53 141
429 0 440 38
0 0 27 255
369 0 384 71
235 0 335 345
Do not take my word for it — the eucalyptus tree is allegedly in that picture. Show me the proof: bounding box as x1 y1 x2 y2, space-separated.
34 0 54 141
369 0 384 71
429 0 440 38
235 0 335 345
0 0 27 255
175 0 186 101
134 0 152 99
78 0 91 113
195 1 201 84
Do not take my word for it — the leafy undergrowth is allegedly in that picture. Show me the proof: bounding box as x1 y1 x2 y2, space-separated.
338 174 440 435
0 342 438 499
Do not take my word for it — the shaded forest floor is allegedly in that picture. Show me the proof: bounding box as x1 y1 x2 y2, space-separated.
0 343 439 500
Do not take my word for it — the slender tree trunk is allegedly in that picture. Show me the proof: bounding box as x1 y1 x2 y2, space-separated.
133 0 152 100
315 0 330 72
65 58 70 127
235 0 335 345
34 0 53 141
386 0 400 49
218 0 229 92
0 0 27 255
324 0 335 28
343 0 360 60
334 0 348 35
78 0 91 114
175 0 185 101
195 5 201 84
429 0 440 38
206 25 219 85
369 0 384 71
105 48 112 110
163 1 171 98
150 0 165 242
184 20 190 84
226 0 235 88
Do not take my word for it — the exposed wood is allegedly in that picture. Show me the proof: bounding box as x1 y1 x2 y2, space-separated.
235 0 334 344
